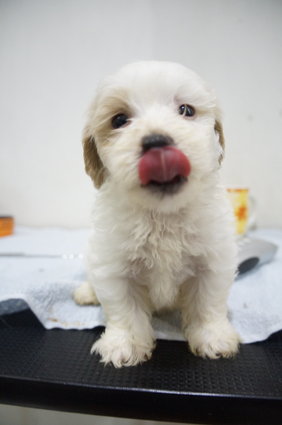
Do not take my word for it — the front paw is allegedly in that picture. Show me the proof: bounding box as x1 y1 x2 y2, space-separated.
91 329 155 368
186 320 240 359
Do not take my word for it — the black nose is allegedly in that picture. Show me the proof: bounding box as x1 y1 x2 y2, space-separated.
142 134 174 152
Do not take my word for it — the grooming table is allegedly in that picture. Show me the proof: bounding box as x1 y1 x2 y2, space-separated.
0 309 281 425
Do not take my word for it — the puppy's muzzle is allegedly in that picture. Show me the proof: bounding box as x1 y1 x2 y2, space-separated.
138 134 191 194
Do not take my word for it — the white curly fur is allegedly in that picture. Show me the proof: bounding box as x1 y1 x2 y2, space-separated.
74 61 240 367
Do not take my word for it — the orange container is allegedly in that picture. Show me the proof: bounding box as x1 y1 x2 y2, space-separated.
0 216 14 237
226 188 249 235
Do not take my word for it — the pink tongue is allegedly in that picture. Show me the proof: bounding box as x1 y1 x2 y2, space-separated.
138 146 191 185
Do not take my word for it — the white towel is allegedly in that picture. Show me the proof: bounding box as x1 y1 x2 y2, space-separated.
0 226 281 343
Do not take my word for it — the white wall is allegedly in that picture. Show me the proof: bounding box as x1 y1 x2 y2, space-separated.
1 0 282 228
0 404 198 425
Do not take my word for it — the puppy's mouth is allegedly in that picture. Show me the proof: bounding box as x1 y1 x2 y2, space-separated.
146 175 188 194
138 146 191 195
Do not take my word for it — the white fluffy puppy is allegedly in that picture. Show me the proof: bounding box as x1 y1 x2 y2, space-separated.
74 61 240 367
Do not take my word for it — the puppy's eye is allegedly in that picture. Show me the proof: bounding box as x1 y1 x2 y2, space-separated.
111 113 129 129
178 104 195 118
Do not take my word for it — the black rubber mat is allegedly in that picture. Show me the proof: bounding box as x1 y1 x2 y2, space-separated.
0 309 281 424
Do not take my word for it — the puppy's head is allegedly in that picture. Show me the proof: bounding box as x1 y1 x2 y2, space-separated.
83 61 224 211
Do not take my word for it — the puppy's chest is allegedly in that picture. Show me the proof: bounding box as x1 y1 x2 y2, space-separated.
127 219 199 283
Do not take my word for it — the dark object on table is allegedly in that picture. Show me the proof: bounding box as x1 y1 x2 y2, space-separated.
237 237 278 276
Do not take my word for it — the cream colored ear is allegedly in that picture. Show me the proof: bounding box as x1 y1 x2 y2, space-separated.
214 120 225 164
82 130 106 188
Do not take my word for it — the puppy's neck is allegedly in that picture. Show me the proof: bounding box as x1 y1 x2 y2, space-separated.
97 174 221 223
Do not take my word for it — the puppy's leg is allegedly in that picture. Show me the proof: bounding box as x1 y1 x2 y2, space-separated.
92 278 155 367
73 281 100 305
181 270 240 359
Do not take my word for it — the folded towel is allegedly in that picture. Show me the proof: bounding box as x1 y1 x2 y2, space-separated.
0 226 281 343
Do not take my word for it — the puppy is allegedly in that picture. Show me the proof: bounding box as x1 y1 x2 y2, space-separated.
74 61 240 367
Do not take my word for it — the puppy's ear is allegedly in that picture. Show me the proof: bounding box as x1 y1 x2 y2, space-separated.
214 120 225 164
83 130 106 188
